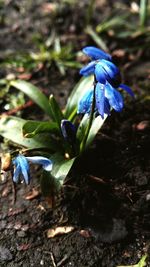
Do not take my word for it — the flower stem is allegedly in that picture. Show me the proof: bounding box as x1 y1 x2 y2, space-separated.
80 77 96 154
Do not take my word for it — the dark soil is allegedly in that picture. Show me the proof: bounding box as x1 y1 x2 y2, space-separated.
0 1 150 266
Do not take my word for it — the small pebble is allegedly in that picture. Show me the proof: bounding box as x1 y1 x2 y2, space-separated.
0 246 13 261
146 194 150 201
17 230 26 238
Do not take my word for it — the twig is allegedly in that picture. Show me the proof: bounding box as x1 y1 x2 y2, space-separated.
1 100 33 116
57 255 68 267
50 252 57 267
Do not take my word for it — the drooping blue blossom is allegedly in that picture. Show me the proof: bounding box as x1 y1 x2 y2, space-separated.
80 58 121 88
82 46 112 61
12 155 30 184
95 59 121 87
78 46 134 118
26 156 53 171
78 81 132 119
12 155 53 184
61 119 76 144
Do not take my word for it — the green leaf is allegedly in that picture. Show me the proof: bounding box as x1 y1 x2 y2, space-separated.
51 153 76 185
86 114 107 148
49 94 64 128
117 254 147 267
23 120 59 138
96 15 128 33
0 116 58 150
77 114 107 150
10 80 53 118
40 170 60 197
139 0 148 29
65 76 93 120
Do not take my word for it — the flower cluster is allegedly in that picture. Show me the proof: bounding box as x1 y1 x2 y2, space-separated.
78 46 133 118
12 155 52 184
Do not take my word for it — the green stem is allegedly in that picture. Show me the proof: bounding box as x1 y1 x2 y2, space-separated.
80 78 96 154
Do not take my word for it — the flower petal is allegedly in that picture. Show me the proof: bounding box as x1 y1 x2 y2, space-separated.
105 83 124 112
104 98 111 116
95 83 105 118
12 163 21 183
120 83 134 98
82 46 112 61
17 155 30 184
80 61 95 76
95 63 108 84
77 87 94 114
26 156 53 171
100 59 121 87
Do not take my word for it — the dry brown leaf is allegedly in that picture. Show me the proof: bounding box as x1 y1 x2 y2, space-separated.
79 230 91 238
47 226 74 238
17 73 32 80
133 121 149 131
25 188 40 200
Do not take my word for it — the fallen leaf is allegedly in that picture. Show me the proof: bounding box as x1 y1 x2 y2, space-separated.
133 121 149 131
25 188 40 200
47 226 74 238
1 153 11 171
17 244 30 251
79 230 91 238
17 73 32 80
41 3 57 14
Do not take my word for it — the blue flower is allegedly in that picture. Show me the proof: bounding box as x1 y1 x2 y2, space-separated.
82 46 112 61
80 46 123 88
78 82 133 119
61 119 76 144
26 156 53 171
95 59 121 87
78 46 134 118
12 155 53 184
80 58 121 88
13 155 30 184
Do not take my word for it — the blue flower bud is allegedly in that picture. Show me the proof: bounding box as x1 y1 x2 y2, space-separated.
61 120 76 144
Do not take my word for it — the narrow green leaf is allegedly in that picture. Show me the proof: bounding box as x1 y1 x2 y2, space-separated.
10 80 53 118
139 0 148 29
86 114 107 148
85 25 108 52
49 94 64 128
23 120 59 138
77 114 107 150
40 170 60 197
65 76 93 120
77 114 89 143
51 153 76 185
96 15 127 33
0 116 58 150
